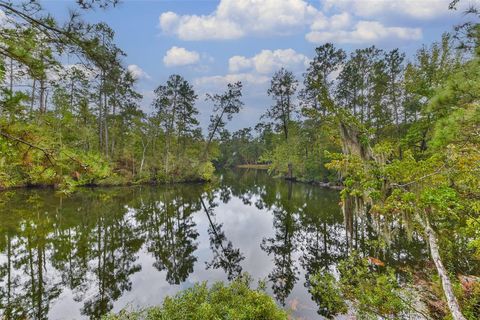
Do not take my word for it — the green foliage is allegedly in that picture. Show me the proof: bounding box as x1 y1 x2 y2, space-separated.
0 3 218 191
309 254 413 319
322 25 480 320
338 254 412 319
308 271 347 318
260 121 339 182
198 161 215 181
102 276 288 320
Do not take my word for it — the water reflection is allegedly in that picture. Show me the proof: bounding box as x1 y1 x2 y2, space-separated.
0 169 428 319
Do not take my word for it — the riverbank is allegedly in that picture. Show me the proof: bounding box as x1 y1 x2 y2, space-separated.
236 164 270 169
234 163 343 190
0 175 212 193
281 176 343 190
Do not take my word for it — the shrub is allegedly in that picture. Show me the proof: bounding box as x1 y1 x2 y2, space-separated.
103 276 287 320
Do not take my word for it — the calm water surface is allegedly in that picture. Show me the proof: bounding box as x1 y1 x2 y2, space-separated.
0 169 427 319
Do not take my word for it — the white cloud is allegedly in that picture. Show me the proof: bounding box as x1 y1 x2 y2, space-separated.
310 12 352 31
127 64 150 80
322 0 453 20
228 56 253 73
159 0 322 40
159 11 243 40
158 0 435 45
306 20 422 44
163 46 200 67
229 49 310 74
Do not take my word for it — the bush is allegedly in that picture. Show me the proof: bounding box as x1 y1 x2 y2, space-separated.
103 276 287 320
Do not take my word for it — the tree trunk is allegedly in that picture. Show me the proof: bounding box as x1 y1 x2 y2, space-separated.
287 162 293 179
9 58 13 93
203 104 227 159
104 87 109 158
98 93 103 150
30 79 36 114
39 78 46 113
70 78 74 110
140 139 149 174
418 212 466 320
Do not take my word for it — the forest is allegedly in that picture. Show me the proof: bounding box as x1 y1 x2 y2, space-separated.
0 0 479 320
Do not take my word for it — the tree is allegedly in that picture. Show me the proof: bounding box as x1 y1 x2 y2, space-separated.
326 36 479 319
336 46 387 128
384 49 406 128
152 75 199 175
300 43 346 117
264 68 298 140
205 82 243 156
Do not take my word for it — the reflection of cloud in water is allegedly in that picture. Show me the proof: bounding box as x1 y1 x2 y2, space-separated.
1 169 427 320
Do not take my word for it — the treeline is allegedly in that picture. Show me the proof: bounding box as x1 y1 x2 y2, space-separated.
0 1 245 191
218 35 461 183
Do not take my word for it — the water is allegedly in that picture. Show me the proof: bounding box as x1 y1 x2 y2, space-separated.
0 169 428 319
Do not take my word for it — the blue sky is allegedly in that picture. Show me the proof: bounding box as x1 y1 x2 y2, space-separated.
45 0 478 131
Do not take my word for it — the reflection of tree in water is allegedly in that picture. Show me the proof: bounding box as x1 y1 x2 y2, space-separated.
80 193 143 319
0 192 63 320
0 170 433 320
0 232 23 319
297 188 345 276
0 189 145 320
200 196 245 280
137 187 200 285
341 195 428 267
0 194 24 320
260 182 299 306
221 168 266 207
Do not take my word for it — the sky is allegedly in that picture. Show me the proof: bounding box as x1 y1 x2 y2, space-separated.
44 0 479 131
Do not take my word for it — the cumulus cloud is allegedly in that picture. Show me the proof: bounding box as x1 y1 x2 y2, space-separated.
322 0 454 20
158 0 432 45
127 64 150 80
163 46 200 67
310 12 352 31
159 0 322 40
228 56 252 73
306 20 422 44
229 49 310 74
195 48 310 118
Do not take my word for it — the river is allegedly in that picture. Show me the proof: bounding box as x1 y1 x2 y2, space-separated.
0 169 428 319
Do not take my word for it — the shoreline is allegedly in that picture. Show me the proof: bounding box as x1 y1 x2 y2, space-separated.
234 164 344 191
0 167 343 193
0 178 209 193
281 176 344 190
235 164 270 169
